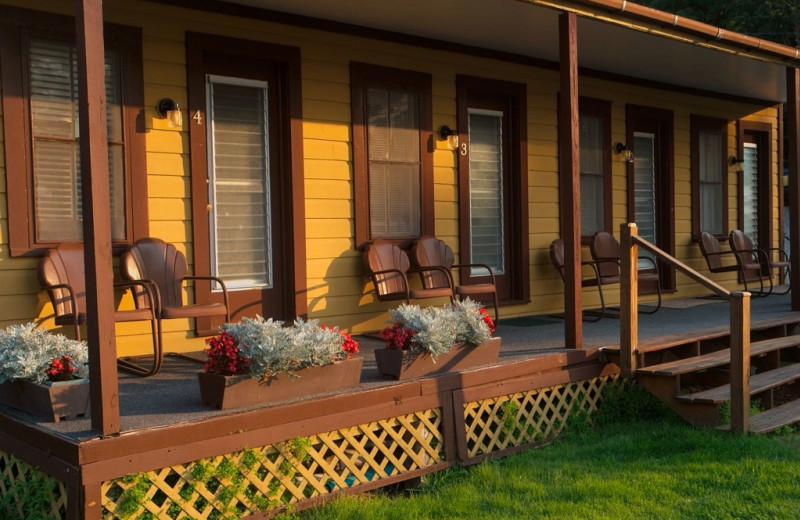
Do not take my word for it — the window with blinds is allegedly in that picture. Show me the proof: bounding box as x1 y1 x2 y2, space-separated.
366 87 421 238
468 109 504 275
29 38 125 242
579 113 605 236
698 130 725 235
742 142 759 244
207 78 272 289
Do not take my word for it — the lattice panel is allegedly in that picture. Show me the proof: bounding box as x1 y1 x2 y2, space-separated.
0 450 67 520
464 375 617 457
101 408 443 519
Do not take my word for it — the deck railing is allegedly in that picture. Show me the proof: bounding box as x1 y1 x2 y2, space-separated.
619 223 752 433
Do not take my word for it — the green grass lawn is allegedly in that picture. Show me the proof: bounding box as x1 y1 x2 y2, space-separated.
298 386 800 520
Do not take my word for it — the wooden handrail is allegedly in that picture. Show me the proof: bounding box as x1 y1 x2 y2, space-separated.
620 223 751 433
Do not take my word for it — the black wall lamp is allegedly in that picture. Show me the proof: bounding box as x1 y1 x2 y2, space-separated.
156 98 183 128
614 142 634 163
729 155 745 173
438 125 459 151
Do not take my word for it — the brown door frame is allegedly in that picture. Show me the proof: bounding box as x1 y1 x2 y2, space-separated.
187 32 306 329
737 120 773 250
456 75 529 305
625 104 675 291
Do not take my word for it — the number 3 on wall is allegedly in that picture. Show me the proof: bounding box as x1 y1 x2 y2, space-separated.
460 142 468 156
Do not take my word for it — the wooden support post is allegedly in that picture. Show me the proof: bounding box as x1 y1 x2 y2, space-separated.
76 0 121 436
558 11 582 349
729 291 751 434
620 223 638 378
787 67 800 310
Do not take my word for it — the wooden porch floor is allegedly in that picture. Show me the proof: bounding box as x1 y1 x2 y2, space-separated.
2 292 799 441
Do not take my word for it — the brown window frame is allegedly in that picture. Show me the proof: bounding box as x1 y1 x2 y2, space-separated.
0 6 148 257
350 62 434 248
578 97 613 243
690 115 729 241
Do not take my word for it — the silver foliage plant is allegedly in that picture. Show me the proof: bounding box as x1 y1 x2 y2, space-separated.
221 316 348 380
389 298 493 358
0 323 89 384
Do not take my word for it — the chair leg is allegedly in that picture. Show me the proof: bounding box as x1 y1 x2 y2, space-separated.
639 282 662 314
116 315 163 377
775 267 791 295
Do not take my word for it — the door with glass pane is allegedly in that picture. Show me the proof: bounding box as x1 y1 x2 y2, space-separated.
457 77 528 304
188 41 289 327
739 124 771 250
626 105 674 291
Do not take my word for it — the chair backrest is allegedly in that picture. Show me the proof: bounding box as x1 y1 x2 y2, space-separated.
363 240 411 299
412 236 454 289
699 232 724 270
549 239 565 281
121 238 188 308
590 231 621 278
728 229 757 265
38 243 86 318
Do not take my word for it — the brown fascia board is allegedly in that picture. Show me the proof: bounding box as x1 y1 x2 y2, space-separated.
551 0 800 66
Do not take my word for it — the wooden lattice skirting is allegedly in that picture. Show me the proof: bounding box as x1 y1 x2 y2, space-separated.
463 374 618 462
101 408 444 519
0 450 67 520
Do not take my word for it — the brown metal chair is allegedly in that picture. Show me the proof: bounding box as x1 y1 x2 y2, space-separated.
363 240 454 305
549 238 605 321
728 229 789 295
698 231 764 295
120 238 231 353
38 243 162 376
589 231 662 313
412 236 500 320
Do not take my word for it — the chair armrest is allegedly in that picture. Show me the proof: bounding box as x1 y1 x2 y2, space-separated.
115 279 161 313
410 265 455 289
637 256 660 273
184 275 230 321
367 268 411 296
452 263 497 285
763 247 790 263
42 282 79 318
580 261 602 282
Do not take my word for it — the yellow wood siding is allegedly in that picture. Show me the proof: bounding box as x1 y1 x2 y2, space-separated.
0 0 786 354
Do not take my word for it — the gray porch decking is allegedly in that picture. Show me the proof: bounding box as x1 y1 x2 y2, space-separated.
2 292 799 441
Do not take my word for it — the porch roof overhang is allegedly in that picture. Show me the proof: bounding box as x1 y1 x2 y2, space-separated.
220 0 799 103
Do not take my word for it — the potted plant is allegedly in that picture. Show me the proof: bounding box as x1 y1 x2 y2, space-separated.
375 298 501 380
198 317 362 410
0 323 90 422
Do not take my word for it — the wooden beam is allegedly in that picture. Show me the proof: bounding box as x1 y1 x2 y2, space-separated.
75 0 120 435
787 67 800 309
729 291 751 434
620 223 638 378
558 11 582 349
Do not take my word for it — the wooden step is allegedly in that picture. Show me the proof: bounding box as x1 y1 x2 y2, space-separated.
677 362 800 404
749 399 800 434
636 335 800 377
601 316 800 357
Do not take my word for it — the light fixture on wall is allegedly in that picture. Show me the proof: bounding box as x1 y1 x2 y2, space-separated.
614 142 634 163
156 98 183 128
438 125 459 151
729 155 745 173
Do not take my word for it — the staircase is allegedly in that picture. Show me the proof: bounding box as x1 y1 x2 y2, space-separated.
602 317 800 432
614 223 800 434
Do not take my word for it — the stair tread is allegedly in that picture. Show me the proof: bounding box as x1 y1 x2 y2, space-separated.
602 316 800 355
636 335 800 377
750 399 800 434
676 362 800 404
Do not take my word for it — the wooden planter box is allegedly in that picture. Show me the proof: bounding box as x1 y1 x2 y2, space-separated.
198 356 364 410
374 337 502 380
0 378 90 422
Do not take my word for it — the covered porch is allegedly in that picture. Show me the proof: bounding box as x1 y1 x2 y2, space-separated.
2 293 800 518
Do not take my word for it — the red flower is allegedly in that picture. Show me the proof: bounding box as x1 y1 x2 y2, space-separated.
204 332 250 376
46 355 76 382
479 308 496 334
380 322 417 350
340 331 359 357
